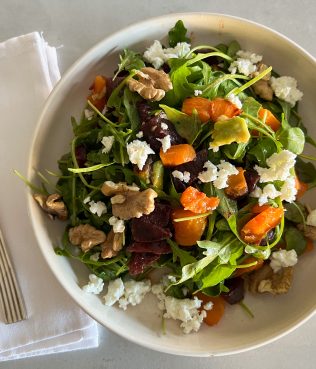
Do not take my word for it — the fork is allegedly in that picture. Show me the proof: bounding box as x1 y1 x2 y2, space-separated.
0 227 27 324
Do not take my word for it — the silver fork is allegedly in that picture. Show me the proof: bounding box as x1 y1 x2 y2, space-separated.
0 227 27 324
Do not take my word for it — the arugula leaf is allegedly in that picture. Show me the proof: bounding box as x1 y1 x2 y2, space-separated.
227 40 241 58
285 226 307 256
295 157 316 184
211 186 238 219
123 88 141 131
201 263 236 289
113 49 145 80
167 239 196 268
242 97 261 117
277 126 305 154
160 104 200 143
223 142 248 161
168 20 190 47
284 202 306 224
247 138 278 166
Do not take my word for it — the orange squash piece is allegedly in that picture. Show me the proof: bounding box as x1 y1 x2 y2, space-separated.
181 97 212 123
159 144 196 167
196 293 226 326
87 75 106 111
305 239 314 253
234 257 264 277
172 208 207 246
209 98 242 122
251 204 271 214
295 176 308 199
240 206 284 244
224 167 248 199
180 186 220 214
258 108 281 132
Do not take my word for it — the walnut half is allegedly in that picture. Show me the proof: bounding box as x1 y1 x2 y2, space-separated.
101 230 124 259
297 224 316 241
127 67 172 101
33 193 68 220
69 224 106 252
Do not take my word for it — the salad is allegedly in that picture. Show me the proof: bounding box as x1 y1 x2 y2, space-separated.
30 20 316 334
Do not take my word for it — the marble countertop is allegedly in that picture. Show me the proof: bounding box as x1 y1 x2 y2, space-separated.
1 0 316 368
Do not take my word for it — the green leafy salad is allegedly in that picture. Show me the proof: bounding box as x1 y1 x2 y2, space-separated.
27 20 316 333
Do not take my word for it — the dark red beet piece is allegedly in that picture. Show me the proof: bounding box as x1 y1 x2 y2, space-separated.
75 145 87 168
222 277 245 305
127 241 171 254
244 169 260 194
136 100 153 123
140 202 172 228
141 114 185 152
131 219 172 242
260 229 275 246
128 253 160 275
172 149 208 192
105 76 125 101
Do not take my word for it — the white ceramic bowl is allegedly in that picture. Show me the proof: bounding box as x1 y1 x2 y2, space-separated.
28 13 316 356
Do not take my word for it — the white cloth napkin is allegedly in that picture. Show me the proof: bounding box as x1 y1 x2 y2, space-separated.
0 32 99 361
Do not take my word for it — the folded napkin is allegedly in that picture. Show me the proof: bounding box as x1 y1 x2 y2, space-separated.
0 32 98 361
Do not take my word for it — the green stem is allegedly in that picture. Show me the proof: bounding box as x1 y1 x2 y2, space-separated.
185 45 221 58
87 100 118 127
202 74 249 97
299 153 316 161
239 301 255 318
173 211 212 222
187 51 233 66
14 170 48 195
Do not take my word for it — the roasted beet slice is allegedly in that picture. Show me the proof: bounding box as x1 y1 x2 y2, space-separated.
131 218 172 242
244 169 260 194
105 76 125 100
140 202 172 227
128 253 160 275
222 277 245 305
75 145 87 168
127 241 171 254
172 149 208 191
260 228 275 246
141 114 185 152
136 100 153 123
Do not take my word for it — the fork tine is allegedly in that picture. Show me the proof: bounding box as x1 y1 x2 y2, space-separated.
0 228 27 324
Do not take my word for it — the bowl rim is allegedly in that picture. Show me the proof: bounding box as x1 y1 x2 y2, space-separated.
28 12 316 357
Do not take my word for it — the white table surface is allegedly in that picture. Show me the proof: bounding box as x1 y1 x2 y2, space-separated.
1 0 316 368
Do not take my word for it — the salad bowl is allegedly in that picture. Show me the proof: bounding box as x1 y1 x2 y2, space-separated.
28 13 316 356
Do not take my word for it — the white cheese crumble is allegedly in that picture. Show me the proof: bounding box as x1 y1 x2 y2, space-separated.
213 160 239 189
160 122 168 130
88 200 107 217
250 184 281 206
270 249 298 273
255 150 296 182
280 176 297 203
198 161 218 183
228 50 262 76
101 136 115 154
306 209 316 227
82 274 104 295
203 301 214 311
172 170 191 183
152 284 206 334
109 216 125 233
103 278 125 306
126 139 155 170
118 280 152 310
89 252 100 262
83 196 91 204
84 109 94 120
143 40 191 69
226 93 242 109
136 131 143 138
270 76 303 107
194 89 203 96
157 135 171 153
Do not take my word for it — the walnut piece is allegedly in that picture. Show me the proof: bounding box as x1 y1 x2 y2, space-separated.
297 224 316 241
101 230 124 259
33 193 68 220
69 224 106 252
248 264 293 295
112 188 158 220
127 67 172 101
101 181 139 196
253 80 273 101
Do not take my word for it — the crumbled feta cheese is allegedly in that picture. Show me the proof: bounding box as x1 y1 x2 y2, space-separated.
270 249 298 273
84 109 94 120
101 136 115 154
213 160 238 189
118 280 151 310
82 274 104 295
255 150 296 182
152 284 205 334
157 135 171 153
89 252 100 262
110 194 126 205
306 209 316 227
198 161 218 183
228 50 262 76
172 170 191 183
280 176 297 203
83 196 91 204
194 89 203 96
209 144 220 152
182 287 189 297
251 184 281 206
103 278 125 306
168 275 177 283
136 131 143 138
270 76 303 107
203 301 213 311
143 40 191 69
89 200 107 217
226 93 242 109
126 140 155 170
109 216 125 233
160 122 168 130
